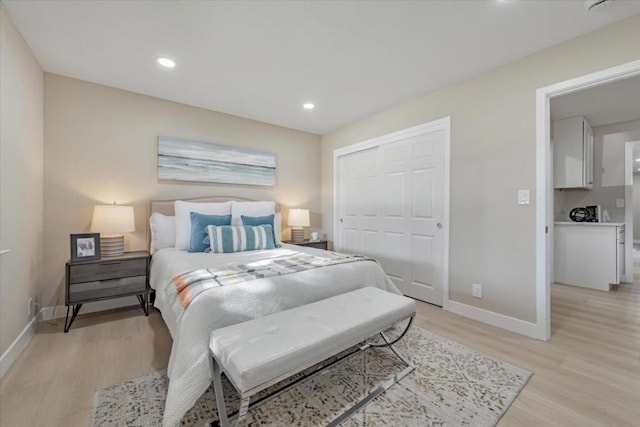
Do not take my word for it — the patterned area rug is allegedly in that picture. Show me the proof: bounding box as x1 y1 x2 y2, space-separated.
91 327 531 426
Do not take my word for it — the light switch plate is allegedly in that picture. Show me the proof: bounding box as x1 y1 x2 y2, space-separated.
616 198 624 208
518 189 530 205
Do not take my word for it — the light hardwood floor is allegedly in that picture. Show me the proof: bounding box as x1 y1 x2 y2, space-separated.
1 260 638 426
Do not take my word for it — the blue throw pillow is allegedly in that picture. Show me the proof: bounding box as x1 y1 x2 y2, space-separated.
189 212 232 252
241 214 280 247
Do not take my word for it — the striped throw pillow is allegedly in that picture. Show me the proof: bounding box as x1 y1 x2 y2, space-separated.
206 224 275 253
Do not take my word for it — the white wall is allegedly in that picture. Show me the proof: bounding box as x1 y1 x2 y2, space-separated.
321 15 640 323
0 5 44 358
555 120 640 223
43 74 321 307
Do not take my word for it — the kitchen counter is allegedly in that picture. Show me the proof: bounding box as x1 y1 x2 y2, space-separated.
555 221 624 227
554 222 625 291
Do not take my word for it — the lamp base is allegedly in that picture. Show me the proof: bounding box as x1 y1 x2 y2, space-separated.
100 235 125 257
291 228 304 243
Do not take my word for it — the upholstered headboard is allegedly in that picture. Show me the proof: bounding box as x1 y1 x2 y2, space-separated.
149 195 281 216
147 196 280 250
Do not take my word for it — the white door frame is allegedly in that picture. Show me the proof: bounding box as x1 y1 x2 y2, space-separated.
333 116 451 308
625 140 640 281
536 60 640 341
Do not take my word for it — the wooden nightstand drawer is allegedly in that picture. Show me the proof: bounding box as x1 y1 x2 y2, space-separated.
68 275 147 304
69 258 147 284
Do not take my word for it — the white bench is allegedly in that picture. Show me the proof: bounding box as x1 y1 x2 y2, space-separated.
209 287 416 426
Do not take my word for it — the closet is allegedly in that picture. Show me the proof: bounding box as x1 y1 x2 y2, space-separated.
334 120 448 306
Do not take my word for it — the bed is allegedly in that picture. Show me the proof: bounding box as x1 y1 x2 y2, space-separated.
148 197 400 426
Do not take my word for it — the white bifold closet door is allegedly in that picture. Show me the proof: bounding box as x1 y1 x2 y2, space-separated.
337 128 445 306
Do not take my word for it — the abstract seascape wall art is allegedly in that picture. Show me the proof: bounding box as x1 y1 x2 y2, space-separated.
158 137 276 186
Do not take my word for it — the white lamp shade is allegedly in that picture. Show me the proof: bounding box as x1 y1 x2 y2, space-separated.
90 205 135 233
288 208 310 227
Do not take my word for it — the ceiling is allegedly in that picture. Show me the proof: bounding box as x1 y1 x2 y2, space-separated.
551 75 640 127
4 1 640 134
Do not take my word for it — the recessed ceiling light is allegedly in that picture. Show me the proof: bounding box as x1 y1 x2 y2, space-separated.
303 103 315 110
157 57 176 68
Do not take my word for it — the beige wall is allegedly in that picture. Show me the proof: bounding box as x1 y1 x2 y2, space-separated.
321 15 640 323
0 5 44 357
555 120 640 222
43 74 321 306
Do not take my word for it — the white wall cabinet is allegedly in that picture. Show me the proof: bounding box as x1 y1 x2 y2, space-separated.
554 223 625 291
553 116 593 189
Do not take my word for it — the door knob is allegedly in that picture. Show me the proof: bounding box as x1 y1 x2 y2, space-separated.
340 218 344 223
437 223 443 229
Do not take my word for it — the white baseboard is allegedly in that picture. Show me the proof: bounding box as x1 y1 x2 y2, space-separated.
40 296 140 321
445 300 543 340
0 315 38 379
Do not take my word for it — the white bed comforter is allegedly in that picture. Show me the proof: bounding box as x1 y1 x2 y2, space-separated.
151 245 400 427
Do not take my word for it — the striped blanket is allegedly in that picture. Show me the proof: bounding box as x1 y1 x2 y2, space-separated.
166 251 372 323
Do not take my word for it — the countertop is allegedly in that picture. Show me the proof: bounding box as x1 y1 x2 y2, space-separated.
554 221 625 227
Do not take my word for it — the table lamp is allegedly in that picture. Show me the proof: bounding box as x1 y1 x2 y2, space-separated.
90 203 135 257
288 208 309 243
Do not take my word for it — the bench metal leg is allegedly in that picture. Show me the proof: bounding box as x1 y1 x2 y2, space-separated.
212 360 230 427
328 317 416 427
327 363 415 427
236 397 251 427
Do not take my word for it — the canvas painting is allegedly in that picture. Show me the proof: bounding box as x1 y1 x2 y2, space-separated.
158 137 276 186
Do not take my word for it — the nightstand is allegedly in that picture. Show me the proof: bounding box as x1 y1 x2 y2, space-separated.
64 251 150 332
283 239 328 250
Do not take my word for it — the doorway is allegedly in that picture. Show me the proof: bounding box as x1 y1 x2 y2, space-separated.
625 140 640 284
333 118 450 306
536 60 640 340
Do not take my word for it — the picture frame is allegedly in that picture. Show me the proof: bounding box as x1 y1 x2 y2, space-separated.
70 233 101 262
158 136 276 186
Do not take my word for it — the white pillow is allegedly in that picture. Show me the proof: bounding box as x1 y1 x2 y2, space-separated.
230 201 276 225
273 212 282 245
174 201 232 250
149 213 175 255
